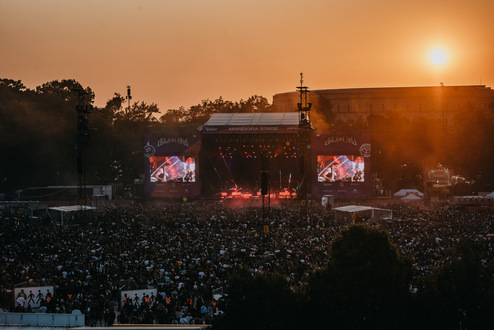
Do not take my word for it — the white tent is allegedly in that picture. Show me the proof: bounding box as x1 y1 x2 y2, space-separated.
486 191 494 198
334 205 393 222
394 189 424 198
401 193 422 200
48 205 95 225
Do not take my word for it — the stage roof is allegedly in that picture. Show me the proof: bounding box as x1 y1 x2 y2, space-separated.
205 112 299 126
201 112 300 134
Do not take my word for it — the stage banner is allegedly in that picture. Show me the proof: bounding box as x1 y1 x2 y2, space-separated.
144 127 202 198
120 288 158 310
202 124 300 134
311 131 372 198
14 286 54 309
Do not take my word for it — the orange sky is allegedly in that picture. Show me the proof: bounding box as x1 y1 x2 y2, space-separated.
1 0 493 112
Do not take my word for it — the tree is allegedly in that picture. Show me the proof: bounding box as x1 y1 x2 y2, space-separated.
159 106 188 124
0 79 28 92
417 239 494 329
186 97 233 124
213 268 304 330
102 93 125 122
84 99 119 184
0 81 275 194
178 95 273 124
114 101 159 123
36 79 94 106
307 225 414 329
0 79 98 192
445 107 494 190
237 95 273 113
367 113 439 191
107 100 159 190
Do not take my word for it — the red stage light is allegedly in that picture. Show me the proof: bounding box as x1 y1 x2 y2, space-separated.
232 191 243 198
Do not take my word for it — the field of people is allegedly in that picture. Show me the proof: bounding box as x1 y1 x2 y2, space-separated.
1 200 493 327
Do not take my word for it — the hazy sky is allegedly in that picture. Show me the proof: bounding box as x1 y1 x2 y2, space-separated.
2 0 493 112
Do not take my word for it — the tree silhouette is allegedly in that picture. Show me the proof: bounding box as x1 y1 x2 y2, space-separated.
307 224 414 329
213 268 304 330
0 79 94 192
417 239 494 329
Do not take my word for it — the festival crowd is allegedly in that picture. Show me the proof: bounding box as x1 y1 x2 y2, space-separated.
1 200 493 326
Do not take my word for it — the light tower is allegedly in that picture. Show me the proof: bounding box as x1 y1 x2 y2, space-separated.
297 73 312 216
126 85 132 111
75 90 92 221
261 154 270 235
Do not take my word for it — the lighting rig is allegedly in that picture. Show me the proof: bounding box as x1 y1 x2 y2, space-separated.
297 73 312 216
75 90 92 219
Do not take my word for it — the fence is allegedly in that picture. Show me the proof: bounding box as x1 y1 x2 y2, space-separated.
0 311 85 326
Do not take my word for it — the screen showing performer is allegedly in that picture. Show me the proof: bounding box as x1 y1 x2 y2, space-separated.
149 156 196 183
317 155 365 183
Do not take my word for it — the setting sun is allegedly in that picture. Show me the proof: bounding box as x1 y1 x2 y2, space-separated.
2 0 493 110
430 49 448 66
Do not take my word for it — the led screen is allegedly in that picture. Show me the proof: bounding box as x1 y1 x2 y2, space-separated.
317 155 365 182
149 156 196 183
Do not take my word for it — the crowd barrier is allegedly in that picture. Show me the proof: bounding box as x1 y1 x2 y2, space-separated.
0 310 85 326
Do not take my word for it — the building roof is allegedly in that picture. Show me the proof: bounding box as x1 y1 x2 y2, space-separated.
274 85 494 100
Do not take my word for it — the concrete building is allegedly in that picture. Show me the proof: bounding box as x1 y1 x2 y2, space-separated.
273 85 494 123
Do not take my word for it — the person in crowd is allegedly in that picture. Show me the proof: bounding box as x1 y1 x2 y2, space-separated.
1 200 492 325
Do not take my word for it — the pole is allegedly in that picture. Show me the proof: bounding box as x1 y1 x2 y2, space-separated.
75 90 92 223
297 73 312 218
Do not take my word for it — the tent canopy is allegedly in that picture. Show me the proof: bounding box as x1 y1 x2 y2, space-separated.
401 193 422 200
334 205 393 221
334 205 376 213
49 205 95 212
394 189 424 198
47 205 95 225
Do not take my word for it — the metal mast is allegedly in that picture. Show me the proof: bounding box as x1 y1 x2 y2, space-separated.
126 85 132 111
297 73 312 216
261 154 270 231
75 90 92 220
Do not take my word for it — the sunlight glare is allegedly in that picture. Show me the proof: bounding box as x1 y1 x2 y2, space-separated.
430 49 447 66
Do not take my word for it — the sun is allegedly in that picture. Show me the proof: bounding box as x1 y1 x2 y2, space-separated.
430 49 447 66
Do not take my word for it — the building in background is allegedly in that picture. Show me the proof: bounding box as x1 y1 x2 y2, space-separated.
273 85 494 122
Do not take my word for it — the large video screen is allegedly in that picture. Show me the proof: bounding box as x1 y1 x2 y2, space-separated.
149 155 196 183
317 155 365 182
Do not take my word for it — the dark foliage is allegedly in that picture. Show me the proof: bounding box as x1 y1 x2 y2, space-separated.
416 239 494 329
306 225 414 330
2 78 493 195
212 268 304 330
0 79 274 195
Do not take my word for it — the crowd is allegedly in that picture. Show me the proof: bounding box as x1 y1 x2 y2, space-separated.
1 199 493 326
385 203 494 276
